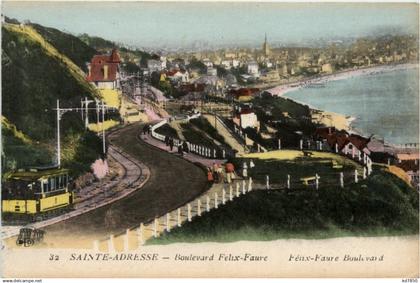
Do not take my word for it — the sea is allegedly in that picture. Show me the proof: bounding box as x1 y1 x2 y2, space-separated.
283 66 419 145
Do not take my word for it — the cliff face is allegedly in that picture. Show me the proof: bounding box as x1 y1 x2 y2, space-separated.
1 22 102 176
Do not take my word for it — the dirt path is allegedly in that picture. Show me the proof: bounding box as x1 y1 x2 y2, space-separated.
202 114 245 155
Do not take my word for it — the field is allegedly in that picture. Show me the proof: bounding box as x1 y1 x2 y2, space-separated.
88 120 120 132
238 150 361 185
99 89 121 108
148 170 419 244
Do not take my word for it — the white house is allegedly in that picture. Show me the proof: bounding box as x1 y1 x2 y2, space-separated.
167 69 189 83
202 58 213 68
207 67 217 76
247 61 259 76
147 59 166 72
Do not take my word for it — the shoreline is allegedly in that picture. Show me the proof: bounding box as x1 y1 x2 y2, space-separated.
267 63 419 142
265 62 418 97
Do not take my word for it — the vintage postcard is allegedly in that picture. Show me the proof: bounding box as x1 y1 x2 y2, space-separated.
0 1 419 279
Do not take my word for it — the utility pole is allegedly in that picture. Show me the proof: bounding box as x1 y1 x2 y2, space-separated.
54 99 114 167
102 100 106 155
95 99 100 128
56 100 61 168
81 97 94 129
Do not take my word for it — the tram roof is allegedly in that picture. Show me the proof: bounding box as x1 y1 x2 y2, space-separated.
4 168 70 182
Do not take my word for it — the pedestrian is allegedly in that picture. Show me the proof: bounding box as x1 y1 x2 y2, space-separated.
216 164 224 183
147 125 151 134
225 161 235 184
169 137 174 151
165 136 170 147
178 144 183 156
182 141 189 153
207 168 214 183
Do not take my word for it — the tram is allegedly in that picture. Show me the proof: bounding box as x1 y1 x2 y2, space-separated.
2 167 74 222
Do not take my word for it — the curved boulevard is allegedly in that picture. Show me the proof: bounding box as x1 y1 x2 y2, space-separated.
6 123 208 249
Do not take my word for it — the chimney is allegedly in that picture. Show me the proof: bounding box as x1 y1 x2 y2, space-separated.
103 65 109 80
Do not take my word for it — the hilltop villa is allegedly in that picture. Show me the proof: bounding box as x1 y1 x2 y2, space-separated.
86 49 121 89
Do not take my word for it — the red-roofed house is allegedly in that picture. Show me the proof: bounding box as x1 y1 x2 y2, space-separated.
315 127 371 161
86 49 121 89
166 69 189 83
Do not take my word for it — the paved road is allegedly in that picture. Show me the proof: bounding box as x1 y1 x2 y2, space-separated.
17 123 208 249
1 145 147 241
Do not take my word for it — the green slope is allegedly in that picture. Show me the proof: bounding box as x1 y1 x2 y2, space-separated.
149 170 419 244
2 23 102 176
30 23 97 72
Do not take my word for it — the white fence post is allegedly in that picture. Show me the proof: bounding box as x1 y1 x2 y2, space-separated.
223 150 226 159
166 213 171 232
213 149 216 158
287 174 290 189
124 229 130 252
187 204 192 222
315 174 319 190
363 167 367 179
197 199 202 216
222 188 226 204
266 175 270 190
236 182 240 197
153 218 158 238
278 139 281 150
177 208 181 227
214 192 218 209
242 180 246 194
340 172 344 188
248 177 253 192
354 169 358 183
206 196 210 212
300 139 303 150
108 235 115 252
229 185 233 201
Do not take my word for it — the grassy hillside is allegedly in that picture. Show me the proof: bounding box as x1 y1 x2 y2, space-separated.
78 33 154 67
30 23 97 72
149 170 419 244
2 23 103 175
78 33 117 51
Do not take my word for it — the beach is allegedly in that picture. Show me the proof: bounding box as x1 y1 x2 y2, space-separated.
266 63 419 135
265 63 418 97
311 109 354 131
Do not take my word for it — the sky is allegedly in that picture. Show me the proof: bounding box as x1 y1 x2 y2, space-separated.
2 2 419 50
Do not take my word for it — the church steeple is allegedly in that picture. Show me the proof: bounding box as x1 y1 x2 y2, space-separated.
262 33 270 57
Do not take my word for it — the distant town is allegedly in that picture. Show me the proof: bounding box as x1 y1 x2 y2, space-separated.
1 13 419 256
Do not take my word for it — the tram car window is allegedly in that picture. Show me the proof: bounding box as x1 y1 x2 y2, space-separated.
1 167 74 223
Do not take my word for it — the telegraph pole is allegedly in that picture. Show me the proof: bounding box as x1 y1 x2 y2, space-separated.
95 99 100 128
56 99 61 168
81 97 94 129
102 100 106 155
54 99 115 165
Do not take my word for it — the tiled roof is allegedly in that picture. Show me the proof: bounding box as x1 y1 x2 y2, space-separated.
86 49 120 82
